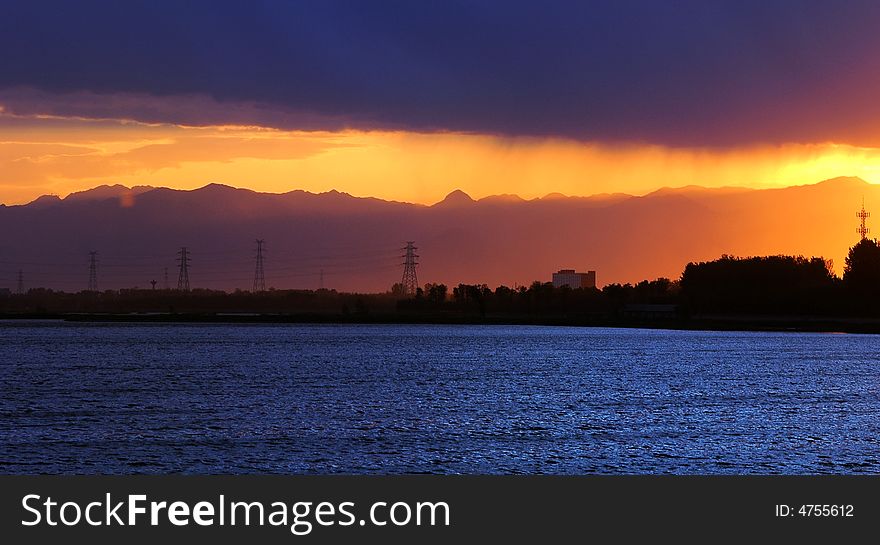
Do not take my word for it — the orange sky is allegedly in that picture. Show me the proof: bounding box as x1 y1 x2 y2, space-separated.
3 110 880 205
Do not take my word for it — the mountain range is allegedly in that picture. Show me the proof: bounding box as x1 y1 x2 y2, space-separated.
0 177 873 292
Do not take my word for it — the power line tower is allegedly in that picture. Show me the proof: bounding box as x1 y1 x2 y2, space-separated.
253 239 266 292
16 269 23 295
87 251 98 292
857 198 871 240
401 241 419 296
163 267 169 290
177 247 191 291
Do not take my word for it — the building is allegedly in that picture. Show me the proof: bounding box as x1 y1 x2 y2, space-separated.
552 269 596 289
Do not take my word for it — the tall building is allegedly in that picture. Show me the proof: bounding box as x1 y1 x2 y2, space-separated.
552 269 596 289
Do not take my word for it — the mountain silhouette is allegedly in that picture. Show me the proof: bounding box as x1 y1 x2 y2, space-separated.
62 184 155 203
0 177 874 293
433 189 476 207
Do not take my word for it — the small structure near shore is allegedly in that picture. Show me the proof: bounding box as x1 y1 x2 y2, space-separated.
622 303 679 320
552 269 596 289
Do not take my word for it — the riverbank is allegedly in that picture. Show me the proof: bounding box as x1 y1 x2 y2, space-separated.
3 311 880 334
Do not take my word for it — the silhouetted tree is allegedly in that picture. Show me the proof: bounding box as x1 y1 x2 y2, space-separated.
843 239 880 299
494 285 515 297
681 255 836 314
633 278 677 303
390 283 406 297
452 283 491 316
425 283 448 303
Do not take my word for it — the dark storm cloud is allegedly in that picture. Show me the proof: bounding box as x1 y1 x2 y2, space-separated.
3 0 880 146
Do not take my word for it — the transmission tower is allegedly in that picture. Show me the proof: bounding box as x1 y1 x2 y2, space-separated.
87 251 98 292
16 269 23 295
857 198 871 240
401 241 419 296
177 247 191 291
164 267 169 290
253 239 266 292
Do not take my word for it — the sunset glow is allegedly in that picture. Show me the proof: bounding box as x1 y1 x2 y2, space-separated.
3 109 880 206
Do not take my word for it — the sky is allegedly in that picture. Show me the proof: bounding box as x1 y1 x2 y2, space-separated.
4 0 880 204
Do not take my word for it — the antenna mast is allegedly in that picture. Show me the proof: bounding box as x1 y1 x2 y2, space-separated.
857 198 871 240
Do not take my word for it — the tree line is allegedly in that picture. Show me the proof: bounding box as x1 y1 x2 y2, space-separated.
399 239 880 318
4 239 880 320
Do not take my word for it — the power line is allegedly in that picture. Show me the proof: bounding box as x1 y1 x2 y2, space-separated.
87 251 98 292
16 269 24 295
0 244 405 292
253 239 266 292
0 246 402 270
401 241 419 296
177 247 191 291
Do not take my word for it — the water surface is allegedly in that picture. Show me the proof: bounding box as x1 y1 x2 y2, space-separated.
1 321 878 474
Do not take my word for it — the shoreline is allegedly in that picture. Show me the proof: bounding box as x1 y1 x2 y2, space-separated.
3 312 880 334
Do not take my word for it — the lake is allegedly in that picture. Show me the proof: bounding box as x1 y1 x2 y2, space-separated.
1 321 879 474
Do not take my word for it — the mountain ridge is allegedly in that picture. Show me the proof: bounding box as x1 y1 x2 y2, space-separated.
12 176 871 209
0 176 874 293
